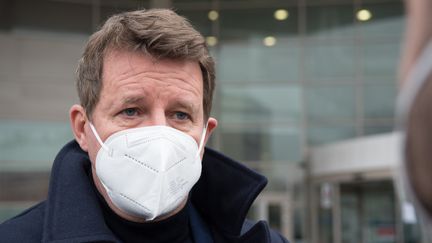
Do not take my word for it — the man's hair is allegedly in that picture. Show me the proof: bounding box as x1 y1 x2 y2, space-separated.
76 9 215 120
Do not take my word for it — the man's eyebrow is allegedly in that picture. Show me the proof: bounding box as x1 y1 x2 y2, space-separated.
175 99 198 113
121 96 146 105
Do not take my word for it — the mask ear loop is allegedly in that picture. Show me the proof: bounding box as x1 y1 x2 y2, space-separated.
196 122 208 158
89 123 111 155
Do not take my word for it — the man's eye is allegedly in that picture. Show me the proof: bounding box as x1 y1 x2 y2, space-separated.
175 112 190 120
122 108 138 117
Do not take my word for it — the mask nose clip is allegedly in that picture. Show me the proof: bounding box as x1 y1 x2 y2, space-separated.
90 122 208 159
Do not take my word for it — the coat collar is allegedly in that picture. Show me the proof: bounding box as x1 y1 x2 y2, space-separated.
192 148 269 238
42 140 269 243
42 141 117 243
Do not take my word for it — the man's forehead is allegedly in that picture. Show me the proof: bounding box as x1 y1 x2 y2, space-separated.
101 50 202 92
103 49 201 76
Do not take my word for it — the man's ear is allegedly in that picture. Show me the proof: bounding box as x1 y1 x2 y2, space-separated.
70 104 89 152
199 117 217 158
204 117 218 145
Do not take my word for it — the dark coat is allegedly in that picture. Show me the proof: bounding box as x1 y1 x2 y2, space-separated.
0 141 288 243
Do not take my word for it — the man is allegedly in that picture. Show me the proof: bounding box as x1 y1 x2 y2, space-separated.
397 0 432 241
0 9 288 243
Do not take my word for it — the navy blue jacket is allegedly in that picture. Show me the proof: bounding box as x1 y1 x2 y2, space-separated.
0 141 288 243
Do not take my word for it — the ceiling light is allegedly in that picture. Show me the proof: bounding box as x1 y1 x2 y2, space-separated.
208 10 219 21
263 36 277 47
274 9 289 21
206 36 218 47
357 9 372 22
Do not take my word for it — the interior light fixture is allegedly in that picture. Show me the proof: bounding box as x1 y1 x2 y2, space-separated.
208 10 219 21
263 36 277 47
274 9 289 21
356 9 372 22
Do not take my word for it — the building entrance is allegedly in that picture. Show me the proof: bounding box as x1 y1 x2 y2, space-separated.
340 181 396 243
312 178 423 243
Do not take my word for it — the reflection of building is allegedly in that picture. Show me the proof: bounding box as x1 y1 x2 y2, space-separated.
0 0 425 242
220 92 272 160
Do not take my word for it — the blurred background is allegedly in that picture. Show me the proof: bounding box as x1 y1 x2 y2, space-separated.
0 0 424 242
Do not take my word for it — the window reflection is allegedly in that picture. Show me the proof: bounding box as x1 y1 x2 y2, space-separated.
306 85 356 121
363 125 393 136
220 126 302 162
305 4 354 40
0 121 72 162
363 84 396 119
308 123 356 145
362 41 400 81
217 40 301 82
358 3 404 38
304 42 357 83
220 8 298 40
220 85 301 124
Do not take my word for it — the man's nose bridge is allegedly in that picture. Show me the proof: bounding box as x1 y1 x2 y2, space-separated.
147 109 168 126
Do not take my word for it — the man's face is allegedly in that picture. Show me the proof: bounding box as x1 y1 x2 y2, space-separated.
71 48 217 221
87 49 214 162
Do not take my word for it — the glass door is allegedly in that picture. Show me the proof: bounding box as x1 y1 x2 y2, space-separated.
313 179 424 243
340 181 397 243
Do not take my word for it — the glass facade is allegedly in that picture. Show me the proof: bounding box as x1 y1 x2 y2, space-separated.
0 0 409 241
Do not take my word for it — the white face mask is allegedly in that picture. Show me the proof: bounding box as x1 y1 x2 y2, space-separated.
89 123 207 221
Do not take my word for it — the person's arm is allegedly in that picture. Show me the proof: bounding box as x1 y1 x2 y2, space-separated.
399 0 432 86
399 0 432 220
